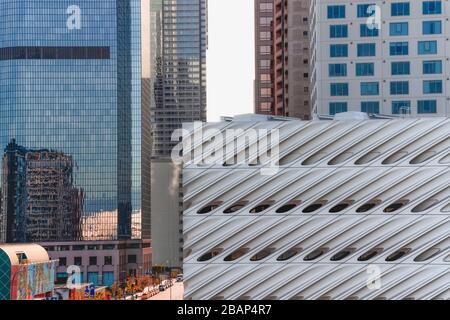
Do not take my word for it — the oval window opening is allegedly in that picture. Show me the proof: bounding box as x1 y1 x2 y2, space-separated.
386 249 410 262
276 248 302 261
197 203 221 214
197 249 222 262
302 202 325 213
358 248 382 262
412 199 439 213
276 203 299 213
356 202 378 213
250 248 276 261
250 203 272 214
223 202 248 214
330 249 353 261
414 248 441 262
383 201 408 213
304 248 328 261
224 248 249 262
329 202 353 213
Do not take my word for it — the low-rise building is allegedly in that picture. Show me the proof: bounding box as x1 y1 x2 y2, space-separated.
41 239 151 288
0 243 57 300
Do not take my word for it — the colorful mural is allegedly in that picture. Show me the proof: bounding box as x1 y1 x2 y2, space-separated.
11 261 56 300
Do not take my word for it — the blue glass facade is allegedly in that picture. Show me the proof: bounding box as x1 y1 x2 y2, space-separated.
151 0 207 158
0 0 150 241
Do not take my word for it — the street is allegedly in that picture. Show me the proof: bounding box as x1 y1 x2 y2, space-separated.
147 282 184 300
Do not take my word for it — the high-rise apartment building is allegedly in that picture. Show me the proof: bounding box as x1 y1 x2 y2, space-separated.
255 0 311 119
0 0 152 283
150 0 207 270
310 0 449 117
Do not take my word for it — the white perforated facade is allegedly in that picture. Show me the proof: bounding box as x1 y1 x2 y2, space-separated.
183 116 450 300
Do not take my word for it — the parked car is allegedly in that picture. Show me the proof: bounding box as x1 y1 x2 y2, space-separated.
159 284 166 292
176 274 184 282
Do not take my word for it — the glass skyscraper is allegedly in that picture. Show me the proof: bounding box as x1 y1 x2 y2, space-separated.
150 0 207 158
0 0 151 242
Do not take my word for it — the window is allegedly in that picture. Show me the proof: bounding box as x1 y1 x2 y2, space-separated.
327 5 345 19
224 248 249 261
259 17 272 26
358 249 382 261
423 60 442 74
386 249 410 262
260 88 271 97
389 22 408 36
88 272 99 287
330 83 349 96
331 250 353 261
356 63 374 76
72 245 85 251
59 257 67 267
360 24 379 37
423 1 442 15
89 256 97 266
198 249 222 262
423 80 442 94
328 63 347 77
56 273 69 285
391 61 410 75
418 41 437 54
260 46 271 54
128 255 137 264
418 100 437 113
104 256 113 265
277 248 301 261
249 203 272 213
357 43 376 57
390 42 409 55
102 272 114 287
250 248 275 262
390 81 409 95
361 82 379 95
330 25 348 38
330 44 348 57
304 249 328 261
361 102 380 114
357 4 375 18
329 102 348 115
259 2 273 11
260 60 270 68
384 201 408 213
392 101 411 114
87 245 100 250
260 73 271 82
423 21 442 34
276 203 298 213
102 244 115 250
260 31 271 40
391 2 410 16
74 257 82 266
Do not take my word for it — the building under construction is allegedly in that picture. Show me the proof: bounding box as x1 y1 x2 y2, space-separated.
0 139 83 243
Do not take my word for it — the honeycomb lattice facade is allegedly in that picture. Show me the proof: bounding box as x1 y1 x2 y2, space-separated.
183 117 450 300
